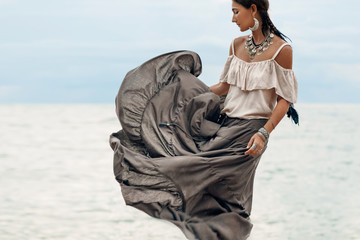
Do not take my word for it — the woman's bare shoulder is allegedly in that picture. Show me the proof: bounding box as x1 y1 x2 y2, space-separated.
273 35 293 69
229 35 248 55
234 35 248 47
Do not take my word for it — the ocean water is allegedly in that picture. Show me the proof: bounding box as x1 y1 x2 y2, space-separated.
0 104 359 240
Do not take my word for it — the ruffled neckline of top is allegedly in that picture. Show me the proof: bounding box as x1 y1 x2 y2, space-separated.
231 54 293 71
219 54 298 103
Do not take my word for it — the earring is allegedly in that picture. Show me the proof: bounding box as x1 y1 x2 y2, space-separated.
249 18 259 31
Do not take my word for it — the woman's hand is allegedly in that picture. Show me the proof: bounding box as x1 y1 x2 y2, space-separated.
245 133 265 156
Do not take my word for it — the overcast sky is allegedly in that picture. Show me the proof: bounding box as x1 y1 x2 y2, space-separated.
0 0 359 103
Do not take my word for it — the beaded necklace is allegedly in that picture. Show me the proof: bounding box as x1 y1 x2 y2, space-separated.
245 33 274 60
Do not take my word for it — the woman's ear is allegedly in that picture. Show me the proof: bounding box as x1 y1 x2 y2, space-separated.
250 4 258 17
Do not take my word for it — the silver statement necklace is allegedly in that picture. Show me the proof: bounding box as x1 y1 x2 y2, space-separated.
245 33 274 60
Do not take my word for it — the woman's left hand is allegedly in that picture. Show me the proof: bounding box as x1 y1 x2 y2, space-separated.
245 133 265 156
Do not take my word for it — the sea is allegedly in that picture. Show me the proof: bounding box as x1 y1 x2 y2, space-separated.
0 104 359 240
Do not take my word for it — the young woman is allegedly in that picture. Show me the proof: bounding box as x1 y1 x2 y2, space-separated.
211 0 298 157
110 1 298 239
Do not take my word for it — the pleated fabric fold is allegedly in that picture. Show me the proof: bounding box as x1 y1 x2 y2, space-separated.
110 51 267 240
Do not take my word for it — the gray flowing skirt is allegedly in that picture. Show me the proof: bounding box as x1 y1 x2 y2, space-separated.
110 117 267 240
110 50 268 240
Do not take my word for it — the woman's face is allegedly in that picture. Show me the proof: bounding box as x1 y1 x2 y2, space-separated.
232 1 254 32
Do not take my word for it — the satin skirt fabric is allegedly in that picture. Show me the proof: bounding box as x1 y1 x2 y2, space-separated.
110 117 267 240
110 50 267 240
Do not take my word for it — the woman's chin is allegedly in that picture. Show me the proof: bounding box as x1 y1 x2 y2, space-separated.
238 27 248 32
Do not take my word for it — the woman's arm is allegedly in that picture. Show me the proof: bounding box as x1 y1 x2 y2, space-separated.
210 82 230 96
264 44 293 133
245 44 293 156
245 97 289 156
210 41 234 96
263 96 290 134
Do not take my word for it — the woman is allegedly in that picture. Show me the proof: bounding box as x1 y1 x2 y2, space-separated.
110 0 297 239
210 0 297 157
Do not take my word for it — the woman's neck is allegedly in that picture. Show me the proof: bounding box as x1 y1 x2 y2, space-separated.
251 28 266 45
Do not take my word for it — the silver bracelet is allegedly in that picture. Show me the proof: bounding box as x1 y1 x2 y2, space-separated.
256 132 266 141
269 118 276 129
257 127 269 141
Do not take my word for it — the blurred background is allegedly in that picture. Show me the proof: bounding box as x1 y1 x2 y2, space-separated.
1 0 359 103
1 0 359 239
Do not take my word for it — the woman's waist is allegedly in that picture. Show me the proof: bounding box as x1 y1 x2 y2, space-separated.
217 113 268 128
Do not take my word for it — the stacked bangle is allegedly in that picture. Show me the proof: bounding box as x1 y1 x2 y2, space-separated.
257 127 269 142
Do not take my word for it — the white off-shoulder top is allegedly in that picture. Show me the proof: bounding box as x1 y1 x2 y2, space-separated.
219 39 298 119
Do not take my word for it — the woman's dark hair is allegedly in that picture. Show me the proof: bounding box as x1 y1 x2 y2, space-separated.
233 0 290 42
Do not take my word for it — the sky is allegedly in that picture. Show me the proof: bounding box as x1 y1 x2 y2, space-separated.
0 0 359 103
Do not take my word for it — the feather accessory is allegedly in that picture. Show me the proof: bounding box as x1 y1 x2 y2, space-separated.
287 103 299 125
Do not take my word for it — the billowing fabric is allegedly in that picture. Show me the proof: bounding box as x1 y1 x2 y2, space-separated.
220 41 298 119
110 51 267 240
